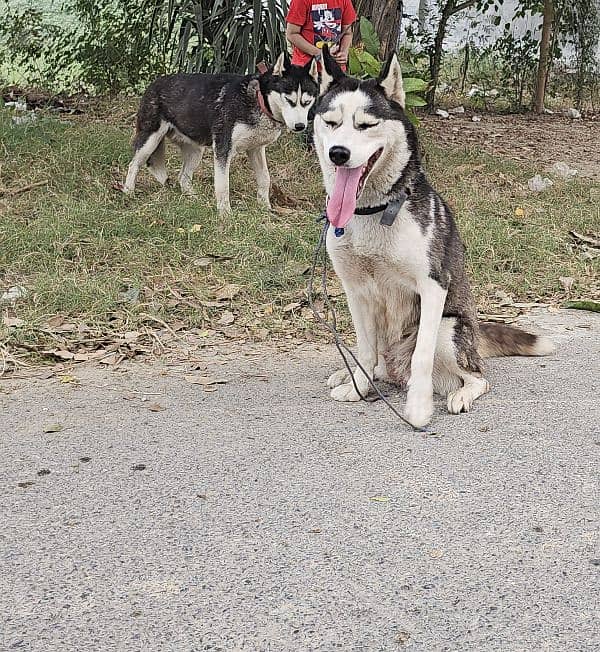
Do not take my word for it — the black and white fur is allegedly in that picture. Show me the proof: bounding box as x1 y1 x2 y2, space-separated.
314 48 555 428
122 54 318 214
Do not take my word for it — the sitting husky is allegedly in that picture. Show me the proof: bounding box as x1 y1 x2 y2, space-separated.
313 48 554 428
121 54 318 214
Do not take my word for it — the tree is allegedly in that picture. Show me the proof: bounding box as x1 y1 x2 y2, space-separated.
426 0 479 109
353 0 404 60
533 0 555 112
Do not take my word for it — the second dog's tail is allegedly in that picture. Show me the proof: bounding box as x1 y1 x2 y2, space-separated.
478 322 555 358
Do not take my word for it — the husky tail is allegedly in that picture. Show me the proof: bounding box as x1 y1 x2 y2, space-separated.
478 322 555 358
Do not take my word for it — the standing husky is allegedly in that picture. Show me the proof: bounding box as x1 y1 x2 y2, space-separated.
313 48 554 428
121 54 318 214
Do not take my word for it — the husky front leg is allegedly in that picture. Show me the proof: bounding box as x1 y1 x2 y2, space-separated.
213 147 232 215
247 146 271 209
404 278 447 427
330 287 378 402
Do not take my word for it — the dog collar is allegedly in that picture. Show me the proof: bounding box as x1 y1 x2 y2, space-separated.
354 190 409 226
256 89 283 126
327 190 410 238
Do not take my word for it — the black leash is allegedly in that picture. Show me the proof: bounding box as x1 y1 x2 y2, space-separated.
307 215 432 434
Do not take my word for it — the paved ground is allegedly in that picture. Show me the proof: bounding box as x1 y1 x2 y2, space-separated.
1 310 599 651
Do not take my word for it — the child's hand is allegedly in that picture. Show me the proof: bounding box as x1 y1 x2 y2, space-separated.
332 49 348 65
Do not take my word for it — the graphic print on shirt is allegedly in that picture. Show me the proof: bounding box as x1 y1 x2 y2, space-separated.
311 6 342 46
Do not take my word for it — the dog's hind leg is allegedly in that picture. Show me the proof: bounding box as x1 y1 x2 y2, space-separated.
431 318 490 414
123 122 170 193
179 143 204 196
247 146 271 209
146 137 168 185
213 143 232 215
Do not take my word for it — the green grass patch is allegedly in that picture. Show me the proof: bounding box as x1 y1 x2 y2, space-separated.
1 106 598 363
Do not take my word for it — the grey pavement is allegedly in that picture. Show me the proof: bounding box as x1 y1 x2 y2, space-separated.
1 310 599 652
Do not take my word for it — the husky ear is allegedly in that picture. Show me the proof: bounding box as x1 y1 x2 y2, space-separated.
378 53 405 108
320 45 345 95
273 52 290 76
304 57 319 84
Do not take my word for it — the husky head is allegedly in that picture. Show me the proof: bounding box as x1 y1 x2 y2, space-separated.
314 47 420 228
262 53 319 132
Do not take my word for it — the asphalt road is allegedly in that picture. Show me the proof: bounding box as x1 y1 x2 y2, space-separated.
1 310 599 651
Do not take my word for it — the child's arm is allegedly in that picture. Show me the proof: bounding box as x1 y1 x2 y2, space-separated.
286 23 321 57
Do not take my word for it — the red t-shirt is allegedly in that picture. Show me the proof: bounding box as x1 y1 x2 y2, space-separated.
286 0 357 66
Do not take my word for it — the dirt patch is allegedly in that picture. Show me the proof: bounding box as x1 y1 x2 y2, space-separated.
421 113 600 180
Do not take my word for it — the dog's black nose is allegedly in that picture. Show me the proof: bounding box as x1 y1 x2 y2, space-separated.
329 146 351 166
294 122 305 132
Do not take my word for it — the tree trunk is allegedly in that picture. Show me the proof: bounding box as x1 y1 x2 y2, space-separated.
426 2 453 110
534 0 555 113
418 0 428 32
353 0 404 60
425 0 476 110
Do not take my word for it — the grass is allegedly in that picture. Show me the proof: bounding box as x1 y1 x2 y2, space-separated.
0 102 598 365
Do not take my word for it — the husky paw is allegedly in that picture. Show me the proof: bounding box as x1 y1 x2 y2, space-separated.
447 379 490 414
404 391 433 428
257 195 271 210
373 363 389 382
327 369 350 388
330 382 363 402
114 181 132 194
180 184 198 198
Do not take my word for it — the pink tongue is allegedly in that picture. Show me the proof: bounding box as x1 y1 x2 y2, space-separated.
327 166 364 228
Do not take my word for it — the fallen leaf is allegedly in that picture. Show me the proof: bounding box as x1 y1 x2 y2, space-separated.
272 205 295 216
283 302 302 313
429 549 444 558
73 353 90 362
59 375 80 384
43 315 65 329
514 207 525 217
215 284 241 301
43 423 63 433
369 495 390 502
2 316 25 327
184 375 228 386
122 392 137 400
203 386 218 393
218 310 235 326
51 350 75 360
189 224 202 233
147 403 166 412
99 352 121 365
569 230 600 248
564 300 600 313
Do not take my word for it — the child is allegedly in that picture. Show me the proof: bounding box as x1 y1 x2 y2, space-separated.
285 0 357 71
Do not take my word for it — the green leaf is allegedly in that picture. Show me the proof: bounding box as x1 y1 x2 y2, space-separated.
564 300 600 313
360 16 380 56
356 49 381 77
402 77 428 93
405 93 427 107
348 48 361 76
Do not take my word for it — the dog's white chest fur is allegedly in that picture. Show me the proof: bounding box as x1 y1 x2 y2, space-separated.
231 120 281 154
327 209 432 293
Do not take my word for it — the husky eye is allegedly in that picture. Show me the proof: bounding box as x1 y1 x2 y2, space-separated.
301 99 313 107
324 120 338 128
286 97 295 106
357 122 378 130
